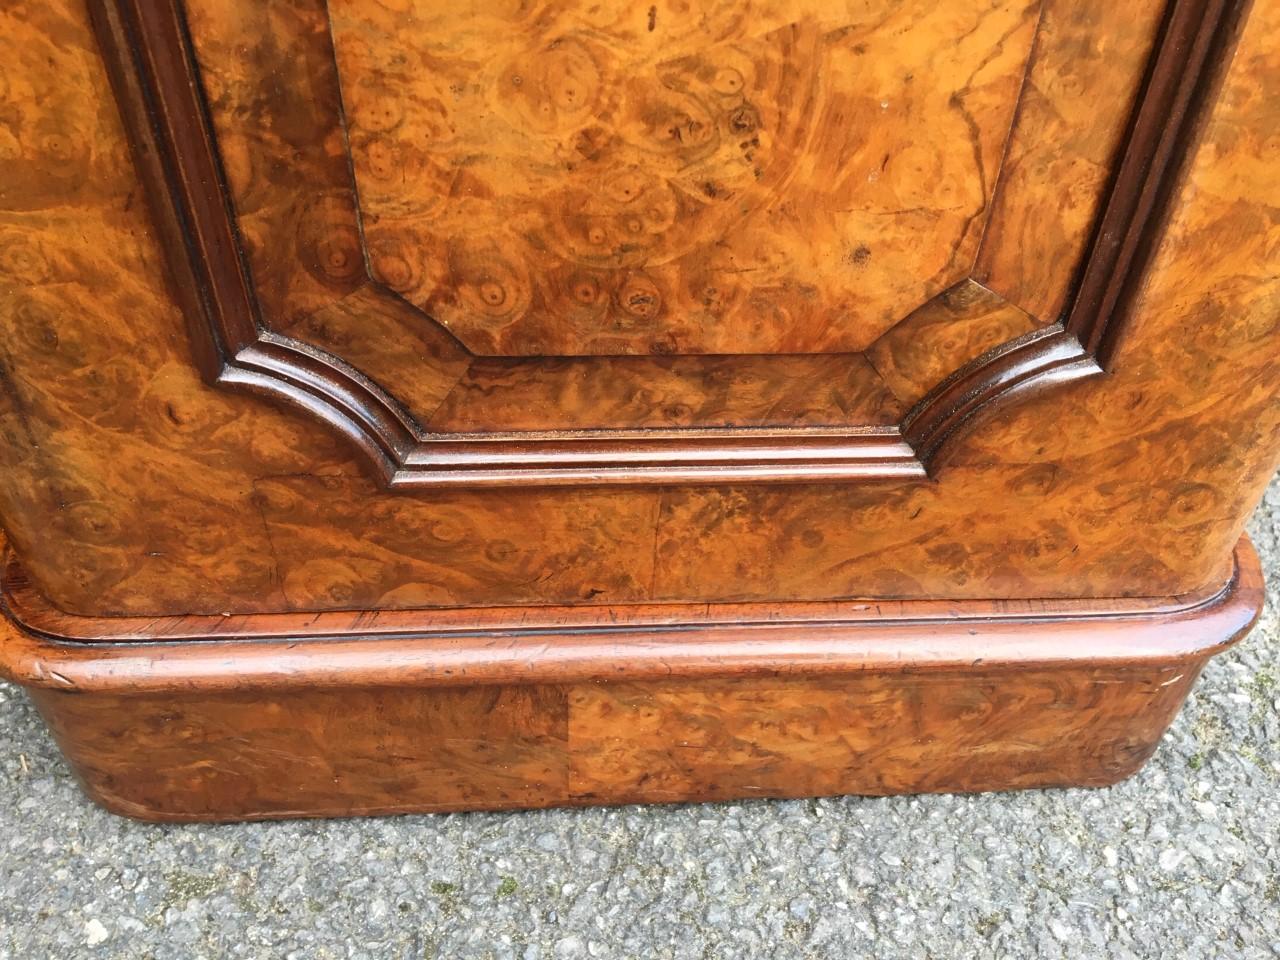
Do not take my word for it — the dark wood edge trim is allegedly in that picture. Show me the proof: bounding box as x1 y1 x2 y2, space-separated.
1063 0 1248 363
91 0 258 359
88 0 225 380
388 432 922 486
85 0 928 486
905 0 1248 466
0 537 1261 693
902 324 1093 462
90 0 1247 487
90 0 416 483
5 538 1240 642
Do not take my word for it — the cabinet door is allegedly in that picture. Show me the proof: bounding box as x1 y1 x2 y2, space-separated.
107 0 1181 485
1 0 1277 615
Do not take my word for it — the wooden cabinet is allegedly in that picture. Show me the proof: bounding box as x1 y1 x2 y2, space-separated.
0 0 1276 820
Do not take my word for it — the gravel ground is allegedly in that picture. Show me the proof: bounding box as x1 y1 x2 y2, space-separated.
1 479 1277 960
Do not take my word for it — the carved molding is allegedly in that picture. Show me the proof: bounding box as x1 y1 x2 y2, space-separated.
88 0 1243 487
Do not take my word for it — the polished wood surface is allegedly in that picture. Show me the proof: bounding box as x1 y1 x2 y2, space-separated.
426 354 904 432
22 665 1207 821
0 0 1273 615
326 0 1040 357
0 536 1253 680
865 280 1044 407
0 536 1262 821
82 0 1189 485
973 0 1165 322
0 0 1276 820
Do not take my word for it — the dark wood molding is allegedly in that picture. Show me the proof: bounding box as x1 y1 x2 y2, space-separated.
89 0 1245 488
1063 0 1245 365
0 536 1259 690
901 323 1091 466
89 0 417 483
904 0 1248 461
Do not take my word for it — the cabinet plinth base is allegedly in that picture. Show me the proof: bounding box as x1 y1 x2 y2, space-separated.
0 539 1262 823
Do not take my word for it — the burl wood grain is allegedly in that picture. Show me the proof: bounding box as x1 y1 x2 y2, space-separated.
247 475 661 609
27 664 1198 820
568 667 1200 803
329 0 1041 356
427 353 903 432
167 0 1160 457
181 0 365 327
179 0 995 437
0 0 1277 616
1 536 1259 820
973 0 1167 322
865 279 1046 407
32 685 571 819
3 533 1247 653
285 284 470 419
633 0 1280 606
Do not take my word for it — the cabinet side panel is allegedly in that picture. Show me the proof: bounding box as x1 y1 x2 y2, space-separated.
0 0 1276 615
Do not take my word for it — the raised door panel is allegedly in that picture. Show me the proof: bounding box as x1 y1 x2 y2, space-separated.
101 0 1165 484
324 0 1037 358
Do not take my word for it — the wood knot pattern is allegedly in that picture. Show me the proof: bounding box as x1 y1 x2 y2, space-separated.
330 0 1042 356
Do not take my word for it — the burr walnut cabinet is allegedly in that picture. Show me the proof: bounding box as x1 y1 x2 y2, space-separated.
0 0 1276 821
